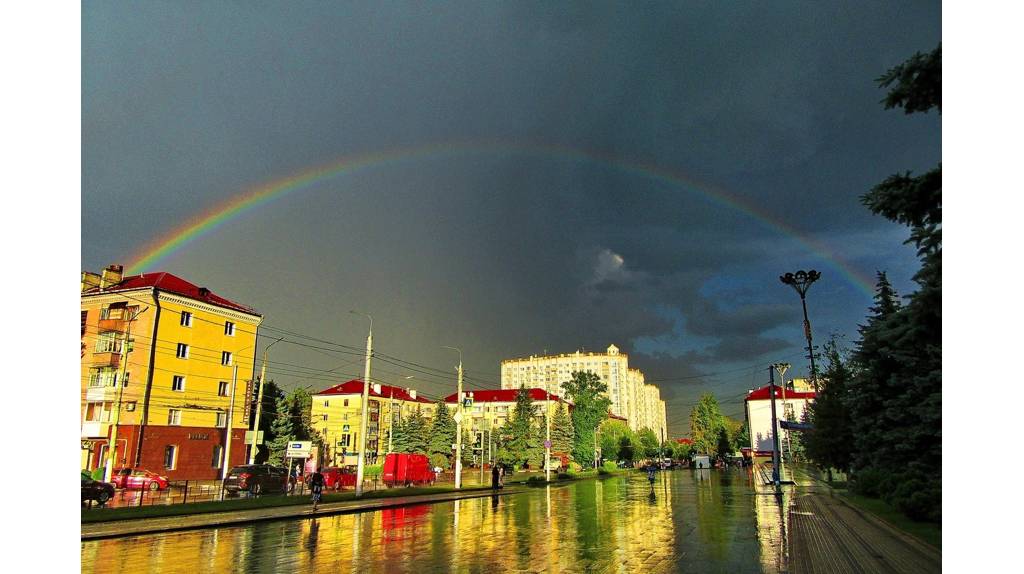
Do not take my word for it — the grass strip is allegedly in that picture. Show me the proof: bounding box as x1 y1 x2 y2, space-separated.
836 491 942 550
82 485 495 524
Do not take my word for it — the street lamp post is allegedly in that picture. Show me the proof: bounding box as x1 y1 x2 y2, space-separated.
351 311 373 497
442 346 464 489
767 366 782 487
780 270 822 392
249 337 283 464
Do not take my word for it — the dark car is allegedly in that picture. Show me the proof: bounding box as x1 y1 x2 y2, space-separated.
223 464 288 495
81 472 115 506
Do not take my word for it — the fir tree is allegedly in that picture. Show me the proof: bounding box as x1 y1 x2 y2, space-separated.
805 336 855 476
503 386 536 467
617 435 635 464
427 399 457 469
266 395 294 466
715 427 732 459
392 408 429 454
848 44 941 522
550 402 575 459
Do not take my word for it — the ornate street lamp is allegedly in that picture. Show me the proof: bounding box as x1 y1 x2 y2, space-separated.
780 270 821 392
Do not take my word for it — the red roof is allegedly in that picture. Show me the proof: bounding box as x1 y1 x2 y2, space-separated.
315 379 435 403
83 272 258 315
443 388 563 403
745 384 816 401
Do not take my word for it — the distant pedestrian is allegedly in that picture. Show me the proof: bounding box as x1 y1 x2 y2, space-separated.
309 467 325 510
491 464 500 490
647 465 656 486
498 465 506 489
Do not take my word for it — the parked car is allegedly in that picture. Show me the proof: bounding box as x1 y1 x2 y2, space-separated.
223 464 288 495
322 466 357 490
112 468 170 491
81 472 115 506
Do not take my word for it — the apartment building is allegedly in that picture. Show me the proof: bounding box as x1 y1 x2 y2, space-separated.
310 379 436 466
81 264 262 480
500 345 667 438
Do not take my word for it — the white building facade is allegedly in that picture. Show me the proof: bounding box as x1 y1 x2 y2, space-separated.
500 345 667 439
744 383 816 456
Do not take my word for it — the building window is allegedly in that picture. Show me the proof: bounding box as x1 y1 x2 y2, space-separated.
224 321 235 336
216 412 227 428
324 400 329 407
176 343 189 358
172 376 185 392
180 311 192 327
221 351 232 366
340 434 351 448
168 409 182 426
81 311 88 336
322 414 328 421
344 399 349 407
212 445 224 469
218 381 228 396
95 332 121 354
164 445 178 470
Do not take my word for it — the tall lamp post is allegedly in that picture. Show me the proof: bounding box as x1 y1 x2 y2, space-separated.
351 311 373 498
249 337 283 464
442 346 464 490
780 270 822 392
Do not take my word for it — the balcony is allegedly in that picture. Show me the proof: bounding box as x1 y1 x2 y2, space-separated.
86 386 120 402
90 352 121 368
81 421 110 439
97 318 127 333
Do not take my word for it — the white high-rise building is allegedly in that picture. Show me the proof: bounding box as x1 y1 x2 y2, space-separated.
500 344 667 439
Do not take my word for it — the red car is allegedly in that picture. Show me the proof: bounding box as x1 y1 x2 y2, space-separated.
322 466 357 490
112 468 170 491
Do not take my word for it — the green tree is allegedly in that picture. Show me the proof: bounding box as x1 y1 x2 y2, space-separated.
265 394 294 466
392 408 429 454
731 422 750 453
848 45 941 522
804 336 855 477
550 402 574 458
617 435 635 464
638 427 660 460
715 427 732 459
689 393 725 455
662 441 676 460
501 386 537 467
598 419 632 462
563 371 612 465
250 379 285 464
427 399 457 469
526 415 546 468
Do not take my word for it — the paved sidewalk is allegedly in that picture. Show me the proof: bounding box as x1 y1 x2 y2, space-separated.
789 490 941 573
81 486 525 541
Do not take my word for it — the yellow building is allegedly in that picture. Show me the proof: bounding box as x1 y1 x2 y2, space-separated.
81 264 262 480
310 379 436 466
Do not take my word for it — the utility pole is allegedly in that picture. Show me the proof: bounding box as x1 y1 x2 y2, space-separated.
780 270 822 392
768 366 783 487
104 306 146 483
773 362 793 465
443 346 464 489
221 364 239 479
545 388 552 482
352 311 373 497
249 337 283 464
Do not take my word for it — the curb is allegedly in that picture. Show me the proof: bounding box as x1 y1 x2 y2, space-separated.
82 487 527 541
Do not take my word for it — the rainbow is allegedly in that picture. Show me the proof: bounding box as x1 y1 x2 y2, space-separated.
127 141 877 297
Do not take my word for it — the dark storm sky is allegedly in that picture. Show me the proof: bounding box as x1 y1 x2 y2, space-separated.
82 2 941 435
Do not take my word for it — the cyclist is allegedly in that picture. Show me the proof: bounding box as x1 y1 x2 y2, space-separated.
309 467 325 510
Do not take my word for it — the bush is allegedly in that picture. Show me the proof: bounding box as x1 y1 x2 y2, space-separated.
569 462 582 473
527 475 546 484
597 468 610 476
557 471 575 480
91 468 105 481
429 454 448 470
850 467 887 498
364 465 383 478
602 461 617 472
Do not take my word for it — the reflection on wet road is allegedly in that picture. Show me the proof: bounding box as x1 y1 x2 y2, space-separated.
82 469 787 573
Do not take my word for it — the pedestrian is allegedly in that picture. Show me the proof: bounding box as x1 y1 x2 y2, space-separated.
491 463 500 490
289 465 298 494
647 465 656 486
498 464 505 489
309 467 325 511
